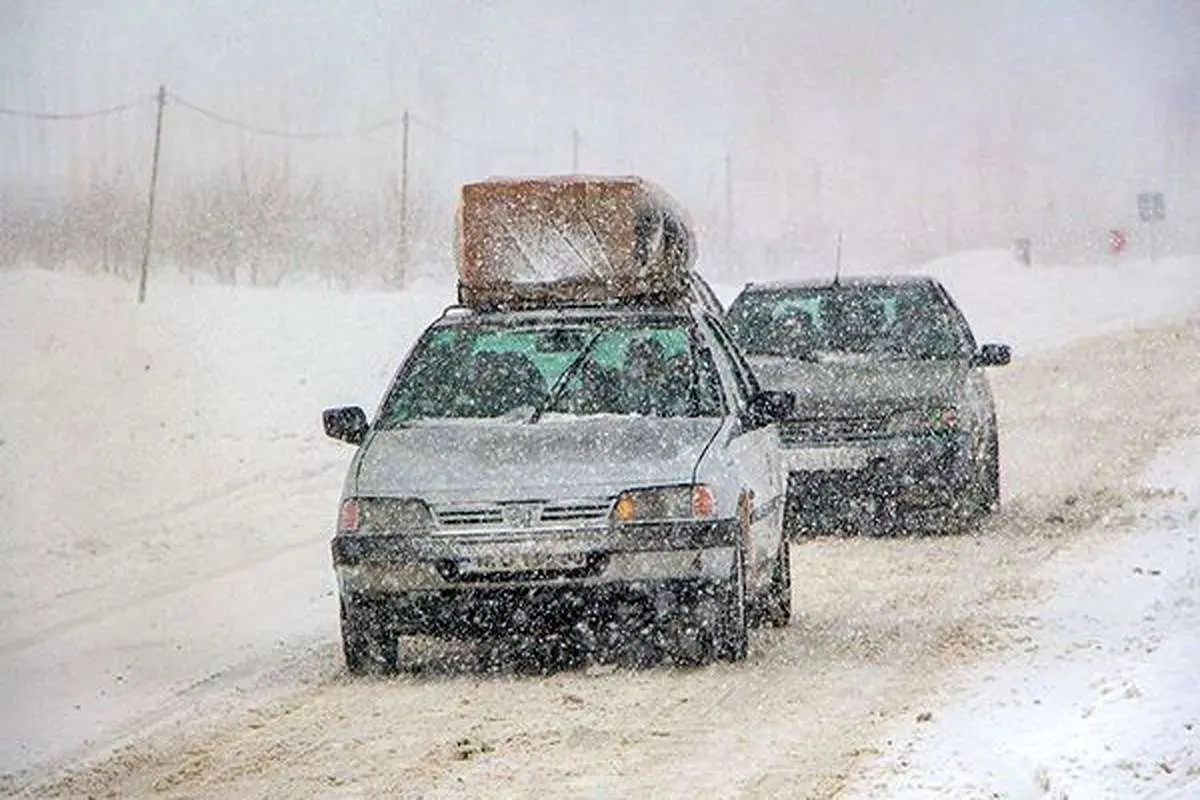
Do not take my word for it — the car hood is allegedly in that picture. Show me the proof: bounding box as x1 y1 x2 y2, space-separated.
354 416 723 503
749 354 968 416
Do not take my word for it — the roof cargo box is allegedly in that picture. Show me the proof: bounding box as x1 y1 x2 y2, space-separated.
455 175 697 309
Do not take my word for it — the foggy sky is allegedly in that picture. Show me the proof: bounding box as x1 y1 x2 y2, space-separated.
3 1 1198 264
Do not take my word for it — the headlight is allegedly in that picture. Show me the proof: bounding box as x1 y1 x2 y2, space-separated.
887 406 959 435
611 485 716 523
337 497 433 534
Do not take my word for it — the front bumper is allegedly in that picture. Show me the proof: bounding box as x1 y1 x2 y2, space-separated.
343 579 735 640
332 519 739 638
783 432 972 530
332 518 739 593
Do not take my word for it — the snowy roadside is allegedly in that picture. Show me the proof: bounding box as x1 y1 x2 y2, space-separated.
0 269 454 775
846 437 1200 799
914 251 1200 354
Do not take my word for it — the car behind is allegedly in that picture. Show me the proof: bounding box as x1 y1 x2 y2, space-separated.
726 275 1011 534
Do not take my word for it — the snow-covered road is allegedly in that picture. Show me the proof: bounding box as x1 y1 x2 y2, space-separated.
848 438 1200 799
2 253 1198 797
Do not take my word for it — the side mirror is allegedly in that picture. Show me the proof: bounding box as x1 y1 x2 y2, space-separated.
323 406 369 445
744 390 796 429
972 343 1012 367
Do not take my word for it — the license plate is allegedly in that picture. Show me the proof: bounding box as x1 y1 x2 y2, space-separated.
460 552 588 574
785 446 868 471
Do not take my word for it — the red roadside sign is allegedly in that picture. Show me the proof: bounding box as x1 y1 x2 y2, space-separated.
1109 229 1127 254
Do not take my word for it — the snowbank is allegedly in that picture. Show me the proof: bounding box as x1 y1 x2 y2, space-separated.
913 249 1200 353
0 268 454 772
848 437 1200 799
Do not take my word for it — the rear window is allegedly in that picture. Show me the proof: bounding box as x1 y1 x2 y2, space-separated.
726 283 973 360
377 319 724 426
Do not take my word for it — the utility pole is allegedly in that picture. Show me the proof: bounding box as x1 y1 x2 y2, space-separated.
399 109 410 267
572 128 581 172
137 84 166 304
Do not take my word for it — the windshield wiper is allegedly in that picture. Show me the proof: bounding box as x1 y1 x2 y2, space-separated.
528 328 606 423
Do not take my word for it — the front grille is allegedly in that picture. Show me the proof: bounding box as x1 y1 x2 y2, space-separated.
780 416 886 446
433 497 612 532
540 500 612 524
435 506 504 527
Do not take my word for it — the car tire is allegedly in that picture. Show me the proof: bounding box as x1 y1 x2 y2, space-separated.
340 594 398 676
662 610 710 668
763 536 792 627
963 426 1000 527
980 426 1001 514
782 493 805 539
716 544 749 662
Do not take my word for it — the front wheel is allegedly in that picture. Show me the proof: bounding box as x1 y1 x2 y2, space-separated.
763 537 792 628
979 427 1001 514
340 594 398 676
964 427 1001 526
716 545 749 662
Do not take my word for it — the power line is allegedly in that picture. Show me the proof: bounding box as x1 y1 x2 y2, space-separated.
168 92 403 140
2 87 711 182
0 89 570 160
0 98 148 121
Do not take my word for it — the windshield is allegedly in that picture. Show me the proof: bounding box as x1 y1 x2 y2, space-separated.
726 283 973 360
376 319 724 427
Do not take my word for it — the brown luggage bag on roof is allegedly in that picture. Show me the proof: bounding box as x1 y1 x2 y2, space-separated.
454 175 697 309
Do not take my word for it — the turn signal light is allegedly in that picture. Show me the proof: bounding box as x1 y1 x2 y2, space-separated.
338 498 361 533
614 494 638 522
691 485 716 518
611 485 716 523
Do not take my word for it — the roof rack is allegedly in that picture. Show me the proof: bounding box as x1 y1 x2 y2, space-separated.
456 290 693 315
437 305 475 320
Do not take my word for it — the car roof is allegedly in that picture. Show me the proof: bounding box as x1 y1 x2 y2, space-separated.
739 274 939 293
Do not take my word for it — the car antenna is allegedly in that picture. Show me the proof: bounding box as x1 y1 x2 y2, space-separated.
833 229 844 286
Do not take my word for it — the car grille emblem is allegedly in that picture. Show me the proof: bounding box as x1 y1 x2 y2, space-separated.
501 503 543 528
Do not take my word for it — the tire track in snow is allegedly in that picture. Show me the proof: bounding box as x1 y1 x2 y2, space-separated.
0 457 344 657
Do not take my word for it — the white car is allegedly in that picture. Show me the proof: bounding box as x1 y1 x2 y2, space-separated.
323 300 795 673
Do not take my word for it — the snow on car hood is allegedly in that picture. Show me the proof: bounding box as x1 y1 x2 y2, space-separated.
749 354 968 416
354 416 723 503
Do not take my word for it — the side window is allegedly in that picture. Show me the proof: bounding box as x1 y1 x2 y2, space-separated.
690 337 727 417
696 316 752 412
702 314 761 399
938 291 977 353
917 284 976 357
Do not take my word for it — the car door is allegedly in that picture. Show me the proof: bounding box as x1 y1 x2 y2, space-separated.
936 285 994 457
695 313 783 591
707 314 786 536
